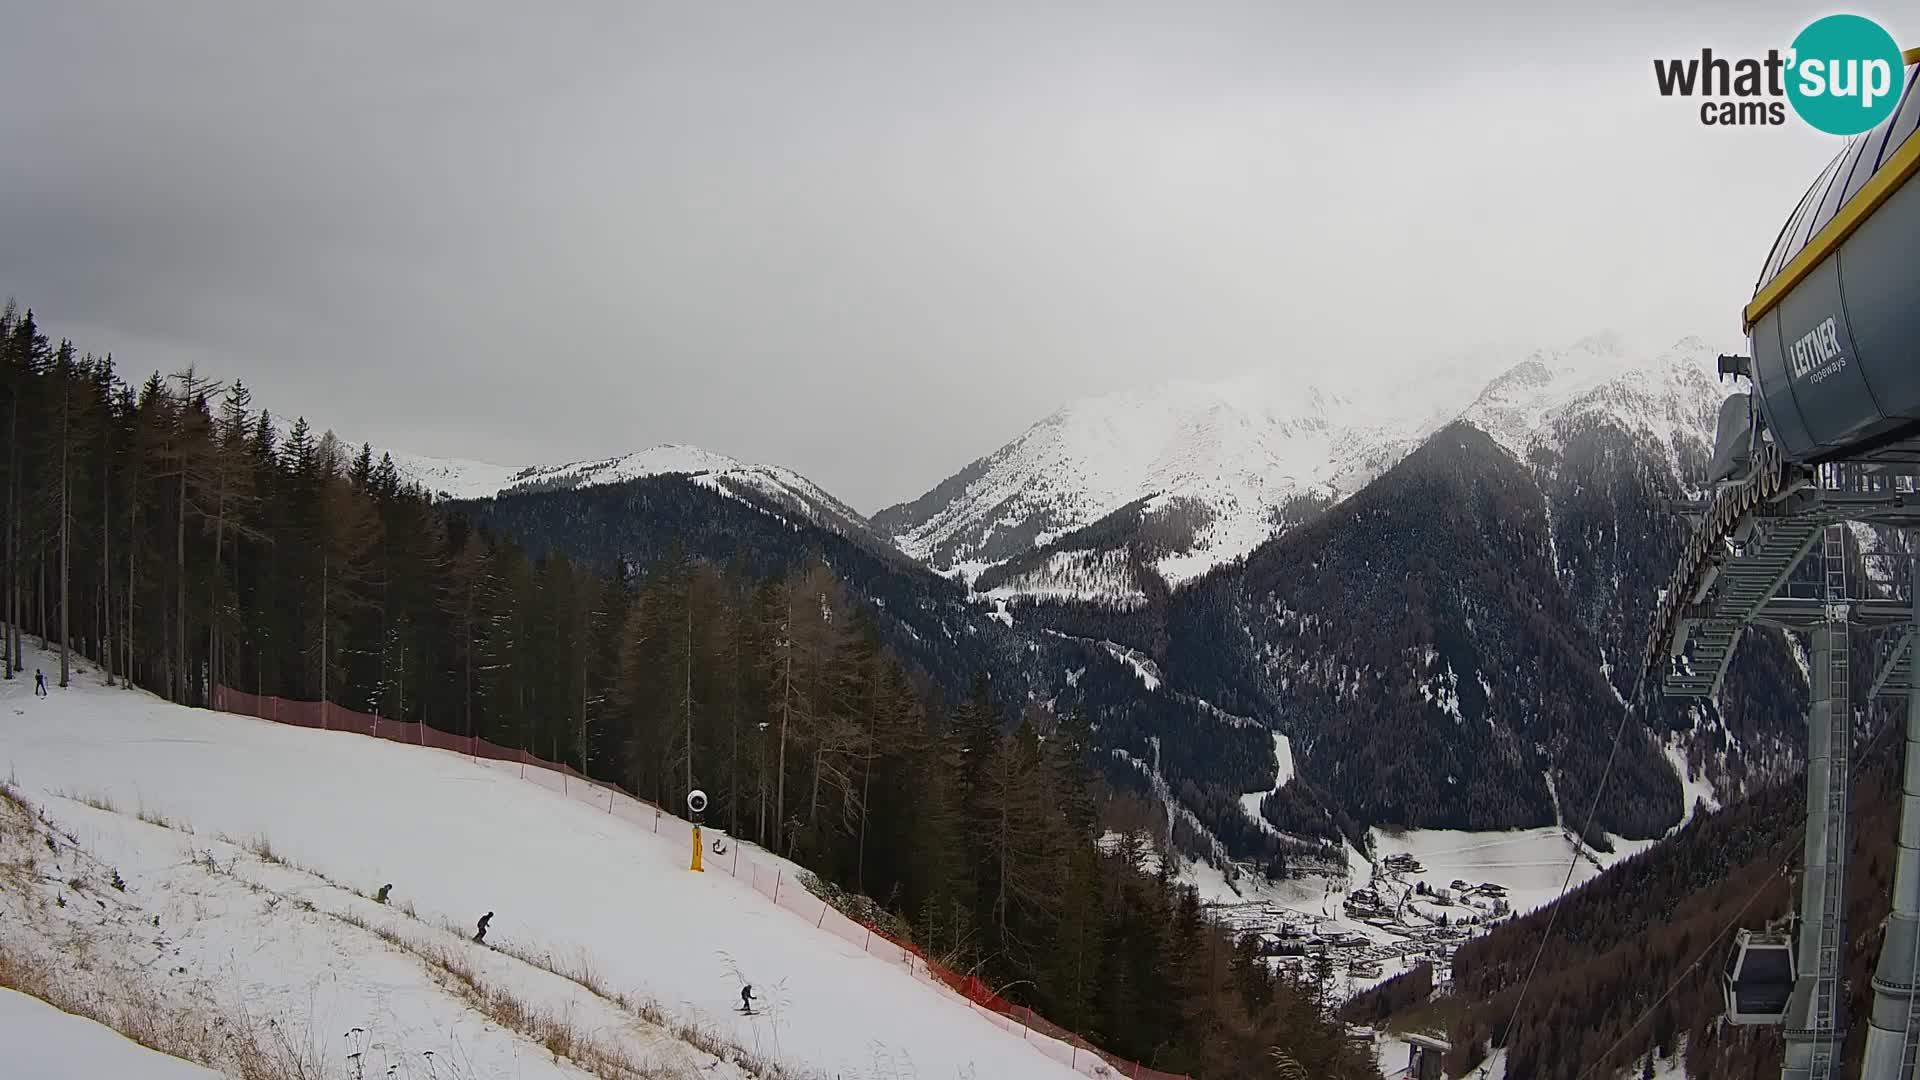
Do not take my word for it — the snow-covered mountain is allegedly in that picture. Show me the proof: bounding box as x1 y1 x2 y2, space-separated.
1457 333 1726 474
871 374 1473 587
877 333 1731 597
384 444 878 544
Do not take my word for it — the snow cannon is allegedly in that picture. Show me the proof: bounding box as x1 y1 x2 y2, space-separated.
687 789 708 873
1746 50 1920 467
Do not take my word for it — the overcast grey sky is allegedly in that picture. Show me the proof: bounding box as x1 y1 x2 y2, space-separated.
0 2 1891 510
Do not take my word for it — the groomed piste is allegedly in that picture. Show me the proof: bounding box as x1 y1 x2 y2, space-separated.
0 646 1111 1080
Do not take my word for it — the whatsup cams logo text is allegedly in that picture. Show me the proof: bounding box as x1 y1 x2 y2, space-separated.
1654 14 1905 134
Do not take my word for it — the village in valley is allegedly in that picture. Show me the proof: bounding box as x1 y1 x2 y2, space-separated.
1204 848 1512 993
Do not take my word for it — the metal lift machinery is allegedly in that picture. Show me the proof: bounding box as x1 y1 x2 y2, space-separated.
1645 48 1920 1080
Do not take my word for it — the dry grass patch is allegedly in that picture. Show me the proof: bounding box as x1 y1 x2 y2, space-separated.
0 775 33 819
248 832 285 866
0 890 318 1079
53 788 117 815
135 804 182 831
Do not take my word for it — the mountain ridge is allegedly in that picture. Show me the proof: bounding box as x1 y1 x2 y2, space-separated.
371 332 1733 603
372 442 884 547
876 333 1734 604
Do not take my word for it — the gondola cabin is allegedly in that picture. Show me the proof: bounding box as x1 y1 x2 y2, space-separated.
1724 928 1796 1024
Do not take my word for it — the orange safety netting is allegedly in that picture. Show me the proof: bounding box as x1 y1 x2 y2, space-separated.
209 686 1190 1080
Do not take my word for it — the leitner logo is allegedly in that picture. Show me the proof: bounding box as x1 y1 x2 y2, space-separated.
1790 316 1848 382
1653 14 1905 134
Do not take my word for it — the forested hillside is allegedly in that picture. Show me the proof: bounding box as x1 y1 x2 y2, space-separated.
0 303 1376 1079
1155 424 1680 839
1405 701 1905 1080
452 470 1340 879
1357 541 1906 1079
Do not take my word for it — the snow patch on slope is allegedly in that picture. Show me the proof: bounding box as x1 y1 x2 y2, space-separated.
1664 738 1721 829
1 989 222 1080
1102 641 1164 691
1239 732 1296 834
981 549 1148 606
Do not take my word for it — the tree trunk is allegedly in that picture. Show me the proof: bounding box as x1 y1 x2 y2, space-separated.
101 445 112 686
320 551 328 727
126 493 136 689
464 583 474 738
176 467 187 704
207 480 224 701
997 778 1011 935
125 520 132 687
375 561 386 718
777 588 792 851
58 403 69 688
809 747 822 830
858 705 874 893
729 621 741 839
684 601 693 796
6 390 17 679
57 376 70 689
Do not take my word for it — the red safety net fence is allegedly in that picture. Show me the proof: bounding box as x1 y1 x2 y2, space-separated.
210 686 1190 1080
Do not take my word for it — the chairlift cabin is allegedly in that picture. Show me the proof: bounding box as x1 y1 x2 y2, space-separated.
1723 928 1796 1025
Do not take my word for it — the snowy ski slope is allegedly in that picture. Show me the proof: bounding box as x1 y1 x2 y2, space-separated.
0 650 1089 1080
0 988 221 1080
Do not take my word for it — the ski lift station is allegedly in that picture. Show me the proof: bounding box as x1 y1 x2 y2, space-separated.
1645 46 1920 1080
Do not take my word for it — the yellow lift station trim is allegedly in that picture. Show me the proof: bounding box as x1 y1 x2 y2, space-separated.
1746 51 1920 330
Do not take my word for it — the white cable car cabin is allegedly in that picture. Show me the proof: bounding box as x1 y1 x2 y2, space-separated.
1724 928 1796 1024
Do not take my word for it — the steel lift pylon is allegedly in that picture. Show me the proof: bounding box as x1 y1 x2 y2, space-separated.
1651 453 1920 1080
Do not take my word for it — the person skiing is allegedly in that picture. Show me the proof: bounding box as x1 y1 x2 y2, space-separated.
739 984 754 1015
33 669 46 697
473 911 493 944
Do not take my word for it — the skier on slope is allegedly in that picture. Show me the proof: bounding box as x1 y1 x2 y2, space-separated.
474 911 493 943
739 984 754 1015
34 669 46 697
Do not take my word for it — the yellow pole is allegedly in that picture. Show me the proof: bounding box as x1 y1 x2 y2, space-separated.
690 824 704 872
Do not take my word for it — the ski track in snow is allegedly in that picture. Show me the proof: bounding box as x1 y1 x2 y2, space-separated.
1237 732 1294 835
1663 738 1720 829
0 647 1088 1080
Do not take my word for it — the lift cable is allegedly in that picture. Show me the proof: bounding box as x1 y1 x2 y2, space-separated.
1485 694 1636 1075
1569 716 1901 1080
1569 856 1784 1080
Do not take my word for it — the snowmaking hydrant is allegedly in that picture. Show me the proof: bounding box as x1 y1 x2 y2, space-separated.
687 789 707 873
